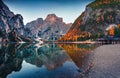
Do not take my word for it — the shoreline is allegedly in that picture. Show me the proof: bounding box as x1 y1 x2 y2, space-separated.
84 44 120 78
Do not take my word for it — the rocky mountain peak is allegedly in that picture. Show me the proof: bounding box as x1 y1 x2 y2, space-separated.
36 18 44 23
67 23 73 27
46 14 56 18
0 0 9 10
0 0 14 17
25 14 72 40
26 18 43 27
45 14 63 23
0 0 33 42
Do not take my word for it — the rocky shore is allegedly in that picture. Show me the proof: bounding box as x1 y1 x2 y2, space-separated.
83 44 120 78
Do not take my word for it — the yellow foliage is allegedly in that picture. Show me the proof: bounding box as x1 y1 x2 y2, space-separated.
109 26 114 36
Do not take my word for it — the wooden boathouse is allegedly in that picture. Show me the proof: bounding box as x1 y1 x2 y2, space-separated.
96 37 120 44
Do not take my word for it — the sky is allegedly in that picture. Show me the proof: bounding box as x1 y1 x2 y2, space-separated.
3 0 94 25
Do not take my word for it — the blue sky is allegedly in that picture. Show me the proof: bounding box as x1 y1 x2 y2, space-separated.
3 0 94 25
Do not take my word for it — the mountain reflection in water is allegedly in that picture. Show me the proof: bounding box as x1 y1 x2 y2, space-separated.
0 43 97 78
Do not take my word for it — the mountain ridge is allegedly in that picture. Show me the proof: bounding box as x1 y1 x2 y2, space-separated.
25 14 72 41
0 0 32 42
60 0 120 41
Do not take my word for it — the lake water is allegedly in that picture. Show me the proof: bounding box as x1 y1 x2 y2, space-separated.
0 43 97 78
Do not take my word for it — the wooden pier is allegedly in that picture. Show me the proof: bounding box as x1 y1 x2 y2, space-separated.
96 38 120 44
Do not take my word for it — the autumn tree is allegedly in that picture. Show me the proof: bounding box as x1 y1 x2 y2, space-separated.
109 26 114 36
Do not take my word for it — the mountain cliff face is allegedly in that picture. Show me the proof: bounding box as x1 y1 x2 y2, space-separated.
25 18 44 38
60 0 120 41
0 0 32 42
25 14 72 40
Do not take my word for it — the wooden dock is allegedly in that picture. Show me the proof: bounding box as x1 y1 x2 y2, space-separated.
96 38 120 44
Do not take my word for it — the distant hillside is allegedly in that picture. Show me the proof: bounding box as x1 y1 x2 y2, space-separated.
60 0 120 41
25 14 72 41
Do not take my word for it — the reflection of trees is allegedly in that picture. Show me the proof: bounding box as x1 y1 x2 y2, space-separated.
0 43 74 78
0 43 24 78
58 44 97 68
39 44 71 70
22 44 43 67
24 44 71 70
0 43 35 78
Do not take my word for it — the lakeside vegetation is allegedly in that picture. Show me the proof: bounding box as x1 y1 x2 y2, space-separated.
59 24 120 42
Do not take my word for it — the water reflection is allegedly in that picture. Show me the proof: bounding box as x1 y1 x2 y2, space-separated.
58 44 97 68
0 43 97 78
0 43 24 78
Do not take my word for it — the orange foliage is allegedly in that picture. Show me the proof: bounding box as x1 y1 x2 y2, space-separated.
109 26 114 36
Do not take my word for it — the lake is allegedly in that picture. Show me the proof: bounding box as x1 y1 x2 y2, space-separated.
0 43 98 78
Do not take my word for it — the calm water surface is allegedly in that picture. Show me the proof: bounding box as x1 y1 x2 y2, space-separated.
0 43 97 78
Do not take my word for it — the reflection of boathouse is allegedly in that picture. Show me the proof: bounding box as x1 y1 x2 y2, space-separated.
96 37 120 44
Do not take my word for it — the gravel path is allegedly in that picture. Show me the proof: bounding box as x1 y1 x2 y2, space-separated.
84 44 120 78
